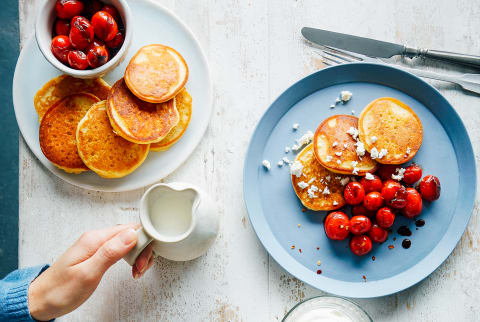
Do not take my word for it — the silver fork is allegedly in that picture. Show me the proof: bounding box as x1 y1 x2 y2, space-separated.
317 46 480 95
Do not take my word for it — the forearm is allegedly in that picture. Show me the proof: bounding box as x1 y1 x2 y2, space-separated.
0 265 50 322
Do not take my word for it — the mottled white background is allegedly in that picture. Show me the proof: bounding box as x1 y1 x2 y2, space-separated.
18 0 480 321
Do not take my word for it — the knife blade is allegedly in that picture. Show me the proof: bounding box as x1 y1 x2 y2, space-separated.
301 27 405 58
301 27 480 68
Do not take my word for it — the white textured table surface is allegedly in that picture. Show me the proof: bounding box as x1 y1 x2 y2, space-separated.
18 0 480 321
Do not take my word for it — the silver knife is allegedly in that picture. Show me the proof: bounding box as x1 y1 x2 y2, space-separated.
301 27 480 69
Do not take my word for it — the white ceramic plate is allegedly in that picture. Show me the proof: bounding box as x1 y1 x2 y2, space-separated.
13 0 212 192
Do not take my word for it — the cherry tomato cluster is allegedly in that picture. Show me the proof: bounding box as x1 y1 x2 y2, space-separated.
324 163 441 256
50 0 125 70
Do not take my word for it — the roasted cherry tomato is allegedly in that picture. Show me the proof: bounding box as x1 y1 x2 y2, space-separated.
67 50 88 70
51 35 72 64
101 4 120 21
403 164 423 185
419 175 441 201
55 0 84 19
350 235 372 256
324 212 350 240
360 174 383 194
403 188 423 218
350 216 372 235
83 0 103 17
87 45 109 68
352 204 374 218
368 224 388 243
69 16 94 50
376 207 395 229
376 164 398 181
363 191 384 211
54 19 71 36
382 180 407 209
105 31 124 48
91 11 118 41
344 182 365 205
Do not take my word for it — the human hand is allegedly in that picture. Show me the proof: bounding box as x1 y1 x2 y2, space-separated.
28 224 154 321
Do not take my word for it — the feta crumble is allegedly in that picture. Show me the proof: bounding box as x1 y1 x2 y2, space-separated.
335 151 343 156
329 104 335 109
285 146 290 153
278 160 284 167
370 147 379 159
378 148 388 159
392 168 406 181
307 185 319 198
293 131 314 150
322 187 330 195
370 136 378 143
347 127 359 140
352 167 359 175
355 141 365 157
332 141 338 147
365 173 375 180
351 161 359 167
262 160 271 170
292 144 299 151
326 155 333 162
282 157 291 164
333 201 339 206
337 160 341 165
297 181 309 189
335 97 341 104
343 143 348 149
308 177 316 184
340 177 350 186
325 175 331 182
351 110 355 115
292 123 299 130
406 147 411 154
290 160 303 177
335 176 341 180
341 90 353 102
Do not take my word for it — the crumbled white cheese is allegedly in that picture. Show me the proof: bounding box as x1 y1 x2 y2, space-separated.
320 178 324 183
262 160 271 170
329 104 335 109
297 181 309 189
335 97 341 104
340 177 350 186
292 123 299 130
355 141 365 157
392 168 406 181
378 148 388 159
343 143 348 149
341 90 353 102
325 175 331 182
278 160 284 167
351 161 359 167
347 127 359 140
307 185 319 198
285 146 290 153
332 141 338 147
322 187 331 195
294 131 314 149
292 144 299 151
326 155 333 162
290 160 303 177
308 178 316 185
335 151 343 156
282 157 291 164
352 167 359 175
351 110 355 115
333 201 339 206
335 176 341 180
365 173 375 180
370 147 379 159
406 147 411 154
370 136 378 143
337 160 341 165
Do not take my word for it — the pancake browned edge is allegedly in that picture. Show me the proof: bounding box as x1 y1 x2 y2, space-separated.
77 101 150 178
291 144 348 211
124 44 189 103
107 78 180 144
34 74 110 122
39 93 100 173
358 97 423 164
313 115 377 176
150 89 192 151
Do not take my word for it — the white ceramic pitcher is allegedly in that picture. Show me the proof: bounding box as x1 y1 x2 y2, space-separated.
123 182 219 264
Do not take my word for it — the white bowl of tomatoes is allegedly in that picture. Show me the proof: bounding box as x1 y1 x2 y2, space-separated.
35 0 133 79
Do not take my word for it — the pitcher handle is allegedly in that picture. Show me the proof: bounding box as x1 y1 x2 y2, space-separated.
123 228 153 266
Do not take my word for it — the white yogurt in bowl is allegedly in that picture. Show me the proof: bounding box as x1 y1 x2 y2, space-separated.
283 296 371 322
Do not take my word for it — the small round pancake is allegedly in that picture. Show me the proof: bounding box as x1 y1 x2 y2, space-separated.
150 89 192 152
125 44 189 103
34 75 110 121
291 144 348 211
107 78 180 144
313 115 377 176
358 97 423 164
77 101 150 178
39 93 100 173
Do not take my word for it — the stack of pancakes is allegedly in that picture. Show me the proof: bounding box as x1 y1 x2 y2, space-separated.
292 97 423 211
35 44 192 178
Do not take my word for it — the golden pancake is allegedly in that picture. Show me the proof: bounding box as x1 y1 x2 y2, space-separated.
358 97 423 164
124 44 188 103
291 144 348 211
313 115 377 176
107 78 180 144
76 101 150 178
39 93 100 173
150 89 192 151
34 75 110 121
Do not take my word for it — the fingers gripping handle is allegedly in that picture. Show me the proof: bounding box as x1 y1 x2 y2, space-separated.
123 228 153 266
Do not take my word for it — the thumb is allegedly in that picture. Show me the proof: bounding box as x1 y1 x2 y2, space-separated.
87 228 138 275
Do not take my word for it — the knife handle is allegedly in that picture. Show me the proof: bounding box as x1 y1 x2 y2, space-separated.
404 46 480 68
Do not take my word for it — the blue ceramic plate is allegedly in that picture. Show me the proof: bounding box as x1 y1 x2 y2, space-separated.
243 63 476 298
